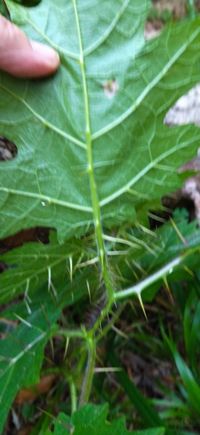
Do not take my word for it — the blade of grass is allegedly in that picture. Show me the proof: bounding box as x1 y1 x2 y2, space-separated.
108 352 164 428
163 333 200 417
183 291 200 376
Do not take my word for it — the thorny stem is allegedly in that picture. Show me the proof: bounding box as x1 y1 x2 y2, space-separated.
96 303 126 342
72 0 114 305
57 253 188 409
71 0 131 405
89 300 113 337
68 2 196 409
114 256 182 301
79 337 96 407
71 0 115 405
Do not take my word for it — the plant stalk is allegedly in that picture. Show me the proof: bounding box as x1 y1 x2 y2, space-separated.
57 329 86 339
69 380 77 414
72 0 114 304
79 338 96 407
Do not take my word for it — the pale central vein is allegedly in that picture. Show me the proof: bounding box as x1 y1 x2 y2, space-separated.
72 0 113 301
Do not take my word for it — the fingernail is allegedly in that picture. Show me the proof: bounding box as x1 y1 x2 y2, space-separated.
31 41 60 68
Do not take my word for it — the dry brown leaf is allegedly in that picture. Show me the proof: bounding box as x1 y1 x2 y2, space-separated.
15 374 57 405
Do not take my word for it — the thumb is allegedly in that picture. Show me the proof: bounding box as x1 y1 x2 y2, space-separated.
0 15 60 78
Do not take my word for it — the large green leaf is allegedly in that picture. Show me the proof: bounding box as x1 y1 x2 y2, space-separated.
1 0 200 241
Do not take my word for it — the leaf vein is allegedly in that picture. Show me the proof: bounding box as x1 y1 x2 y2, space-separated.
0 84 86 149
84 0 130 57
100 136 199 207
0 187 92 213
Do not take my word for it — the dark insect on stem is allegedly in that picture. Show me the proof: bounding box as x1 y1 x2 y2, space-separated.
85 293 106 330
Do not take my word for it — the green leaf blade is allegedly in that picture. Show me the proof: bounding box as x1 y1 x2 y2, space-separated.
0 300 58 434
52 404 165 435
1 1 200 240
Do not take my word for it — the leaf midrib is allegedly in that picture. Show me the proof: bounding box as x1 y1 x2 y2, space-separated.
26 0 131 59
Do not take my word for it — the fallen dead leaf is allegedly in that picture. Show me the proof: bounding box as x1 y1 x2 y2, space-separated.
15 374 57 405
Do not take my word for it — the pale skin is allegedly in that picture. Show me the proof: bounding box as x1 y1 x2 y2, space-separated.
0 15 60 78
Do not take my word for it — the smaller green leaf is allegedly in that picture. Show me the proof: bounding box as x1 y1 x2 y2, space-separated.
0 295 58 434
116 211 200 303
0 233 84 304
53 413 71 435
140 211 200 275
0 239 99 433
52 404 165 435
